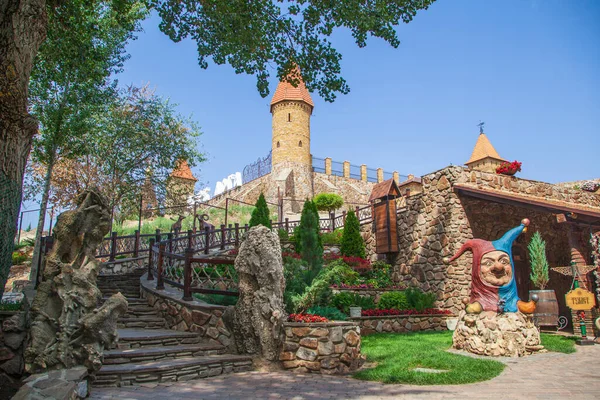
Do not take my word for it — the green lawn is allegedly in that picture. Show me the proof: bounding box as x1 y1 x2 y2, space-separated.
540 333 577 354
353 331 505 385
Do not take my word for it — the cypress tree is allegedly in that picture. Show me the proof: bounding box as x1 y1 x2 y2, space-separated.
340 210 365 258
249 193 271 229
297 200 323 278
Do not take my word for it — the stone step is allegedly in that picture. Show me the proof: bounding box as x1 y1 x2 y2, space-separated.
101 290 141 298
102 344 226 365
102 297 145 304
115 329 203 349
118 316 166 329
93 355 253 387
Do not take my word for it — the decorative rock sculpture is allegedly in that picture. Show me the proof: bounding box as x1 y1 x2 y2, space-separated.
444 219 542 356
233 226 286 361
25 189 128 373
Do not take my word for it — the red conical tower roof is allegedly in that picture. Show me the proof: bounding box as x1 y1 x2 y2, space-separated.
170 160 197 182
270 67 314 111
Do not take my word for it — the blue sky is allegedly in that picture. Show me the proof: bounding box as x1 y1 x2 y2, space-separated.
119 0 599 192
19 0 600 228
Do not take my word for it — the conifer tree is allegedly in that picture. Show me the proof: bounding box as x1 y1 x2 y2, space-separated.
249 193 271 229
528 231 549 289
340 210 365 258
297 200 323 278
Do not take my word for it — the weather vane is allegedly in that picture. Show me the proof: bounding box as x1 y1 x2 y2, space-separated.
477 121 485 134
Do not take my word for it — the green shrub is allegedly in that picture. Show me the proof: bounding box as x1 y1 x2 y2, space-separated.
320 229 343 245
193 293 238 306
296 200 323 279
378 291 409 310
405 287 436 312
291 261 356 312
0 301 23 311
331 292 375 313
249 193 271 229
12 252 27 265
283 257 312 313
277 229 289 241
340 210 365 258
363 261 393 288
326 259 360 286
306 305 347 321
313 193 344 213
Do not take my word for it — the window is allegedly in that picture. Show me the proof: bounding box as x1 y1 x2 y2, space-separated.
288 113 291 122
277 141 280 148
298 140 302 147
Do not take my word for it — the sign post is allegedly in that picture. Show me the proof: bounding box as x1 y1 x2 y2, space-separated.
565 281 596 345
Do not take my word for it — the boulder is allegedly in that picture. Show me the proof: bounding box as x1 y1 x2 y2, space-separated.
233 226 285 361
453 311 542 357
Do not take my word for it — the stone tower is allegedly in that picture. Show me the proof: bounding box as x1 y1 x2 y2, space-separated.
465 131 506 173
269 69 315 213
270 68 314 168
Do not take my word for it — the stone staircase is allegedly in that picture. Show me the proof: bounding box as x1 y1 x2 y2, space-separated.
94 272 252 387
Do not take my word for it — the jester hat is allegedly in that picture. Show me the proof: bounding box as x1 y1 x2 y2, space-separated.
445 219 529 312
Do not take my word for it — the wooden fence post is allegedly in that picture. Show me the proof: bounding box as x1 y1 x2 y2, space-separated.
134 230 140 257
285 218 289 233
147 238 155 281
330 211 335 231
156 243 165 290
182 248 193 301
234 223 240 248
109 232 117 262
204 226 210 254
342 210 347 225
167 232 173 254
187 229 193 250
155 229 161 244
220 224 226 250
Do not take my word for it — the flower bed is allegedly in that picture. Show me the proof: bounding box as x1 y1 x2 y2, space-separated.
280 321 363 374
288 313 329 323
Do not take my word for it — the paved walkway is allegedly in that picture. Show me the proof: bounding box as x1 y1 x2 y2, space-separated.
91 345 600 400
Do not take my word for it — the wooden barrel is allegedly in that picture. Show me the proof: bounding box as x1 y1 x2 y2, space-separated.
530 290 559 326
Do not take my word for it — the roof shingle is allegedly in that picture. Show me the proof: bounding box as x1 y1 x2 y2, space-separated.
170 160 197 182
270 67 314 110
465 133 506 165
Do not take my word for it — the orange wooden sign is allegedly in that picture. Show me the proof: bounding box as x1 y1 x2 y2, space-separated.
565 288 596 311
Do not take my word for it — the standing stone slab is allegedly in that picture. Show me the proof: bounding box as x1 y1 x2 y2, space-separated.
233 226 285 361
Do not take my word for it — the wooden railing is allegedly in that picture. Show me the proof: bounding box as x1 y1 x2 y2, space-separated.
91 203 374 301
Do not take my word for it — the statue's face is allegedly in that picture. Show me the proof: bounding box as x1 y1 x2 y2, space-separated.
480 250 512 286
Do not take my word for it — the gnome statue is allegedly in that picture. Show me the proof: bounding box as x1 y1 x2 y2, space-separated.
444 218 537 314
445 219 543 356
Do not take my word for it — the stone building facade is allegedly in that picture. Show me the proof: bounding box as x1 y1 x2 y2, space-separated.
385 164 599 326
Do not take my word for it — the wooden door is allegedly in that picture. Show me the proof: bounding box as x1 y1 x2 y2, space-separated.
374 199 398 253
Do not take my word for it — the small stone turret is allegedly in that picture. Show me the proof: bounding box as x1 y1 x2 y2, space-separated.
465 131 506 173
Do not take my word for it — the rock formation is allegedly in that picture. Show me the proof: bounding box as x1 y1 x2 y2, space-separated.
453 311 542 357
25 189 128 373
233 226 285 361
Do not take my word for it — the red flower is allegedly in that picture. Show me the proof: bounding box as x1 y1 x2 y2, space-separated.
288 313 329 323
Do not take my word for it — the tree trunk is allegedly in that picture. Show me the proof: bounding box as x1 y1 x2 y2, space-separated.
29 154 55 286
0 0 48 297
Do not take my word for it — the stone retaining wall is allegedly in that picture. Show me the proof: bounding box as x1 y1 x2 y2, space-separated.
140 276 233 349
100 256 146 275
279 322 363 375
0 310 29 398
348 314 451 335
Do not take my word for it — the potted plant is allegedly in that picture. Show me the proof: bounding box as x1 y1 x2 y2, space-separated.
496 160 522 176
528 232 559 326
